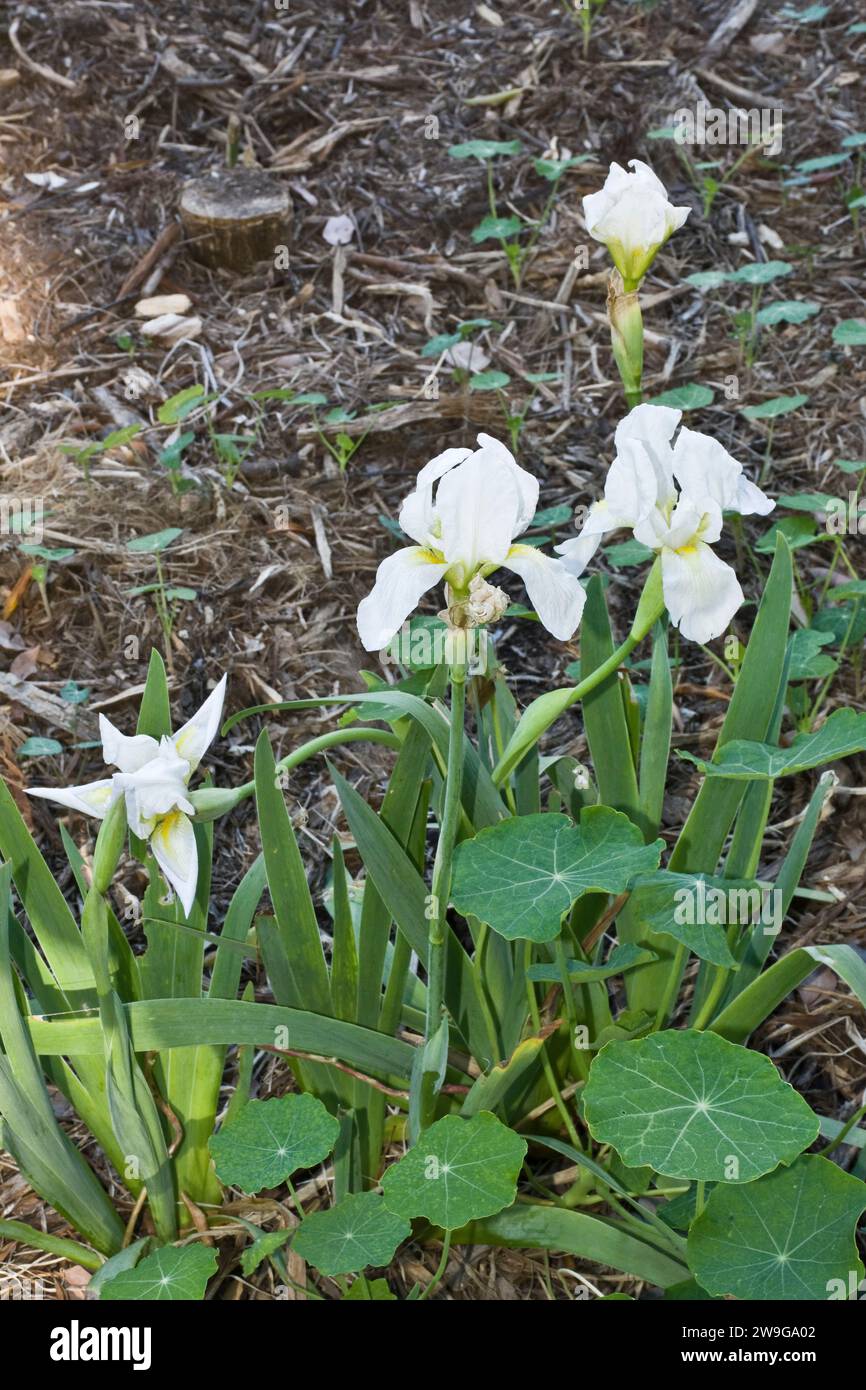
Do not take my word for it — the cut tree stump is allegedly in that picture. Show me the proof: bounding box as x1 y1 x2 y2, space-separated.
179 170 291 272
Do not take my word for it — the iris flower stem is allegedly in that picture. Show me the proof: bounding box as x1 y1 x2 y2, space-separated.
420 662 466 1131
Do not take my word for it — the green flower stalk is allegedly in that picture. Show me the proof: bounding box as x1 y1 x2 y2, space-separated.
608 273 644 409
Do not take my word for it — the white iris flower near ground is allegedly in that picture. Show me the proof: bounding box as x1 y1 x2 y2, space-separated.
556 405 774 644
583 159 691 290
28 676 227 915
356 434 586 651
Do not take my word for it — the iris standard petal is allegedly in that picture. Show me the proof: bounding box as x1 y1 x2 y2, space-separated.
399 446 472 544
356 546 449 651
98 714 160 774
475 433 540 534
672 427 773 519
171 673 227 772
614 403 680 510
150 809 199 917
501 544 586 641
436 451 522 575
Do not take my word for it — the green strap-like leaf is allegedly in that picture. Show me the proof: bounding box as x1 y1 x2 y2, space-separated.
455 1204 688 1288
580 577 641 820
255 731 332 1016
27 997 419 1081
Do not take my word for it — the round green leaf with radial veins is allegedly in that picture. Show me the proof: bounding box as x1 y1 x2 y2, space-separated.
451 809 663 943
293 1192 411 1276
101 1245 217 1301
208 1094 339 1193
381 1111 527 1229
688 1156 866 1301
584 1030 817 1183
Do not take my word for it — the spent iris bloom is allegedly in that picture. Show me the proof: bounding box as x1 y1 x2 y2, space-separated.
583 160 691 290
28 676 227 915
555 405 774 644
356 434 586 651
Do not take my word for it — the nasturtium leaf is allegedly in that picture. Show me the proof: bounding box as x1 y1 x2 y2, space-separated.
526 942 657 984
755 300 820 326
100 1244 217 1301
291 391 329 406
664 1277 716 1301
126 527 183 553
241 1228 292 1277
343 1275 398 1300
742 393 809 420
448 139 523 160
679 708 866 780
754 515 819 553
293 1192 410 1276
208 1094 340 1193
381 1111 527 1229
626 871 755 967
796 152 849 172
688 1156 866 1301
59 679 89 704
451 809 663 942
831 580 866 598
603 538 655 568
471 215 523 243
584 1030 818 1182
729 260 792 285
775 490 839 511
469 369 511 390
420 331 462 358
529 503 573 529
684 271 731 289
790 3 830 22
19 543 75 561
533 154 591 180
787 628 837 680
648 383 714 410
833 318 866 346
659 1183 715 1232
17 737 63 759
814 601 866 648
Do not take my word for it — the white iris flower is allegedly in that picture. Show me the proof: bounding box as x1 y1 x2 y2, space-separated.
356 434 586 651
28 676 227 915
555 405 774 644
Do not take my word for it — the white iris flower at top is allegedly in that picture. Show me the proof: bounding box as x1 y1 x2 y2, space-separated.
28 676 227 915
583 160 691 290
555 405 774 644
356 434 586 651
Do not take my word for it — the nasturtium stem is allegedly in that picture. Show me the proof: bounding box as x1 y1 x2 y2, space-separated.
420 661 466 1131
524 942 584 1151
